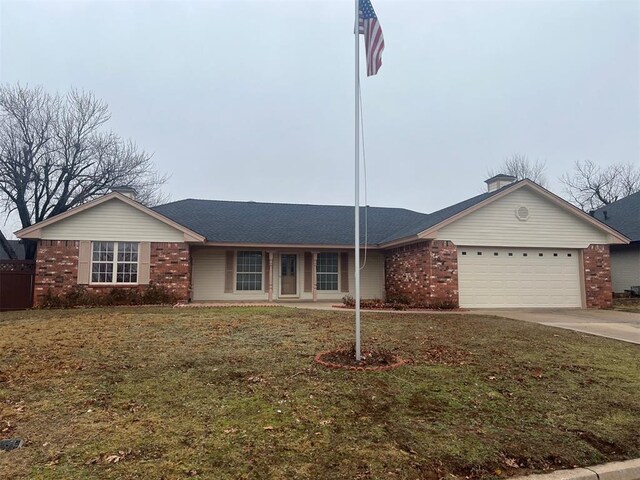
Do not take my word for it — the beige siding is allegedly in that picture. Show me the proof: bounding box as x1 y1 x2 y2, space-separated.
41 198 185 242
191 248 385 302
360 251 385 299
610 245 640 293
435 187 610 248
298 251 385 301
191 249 269 301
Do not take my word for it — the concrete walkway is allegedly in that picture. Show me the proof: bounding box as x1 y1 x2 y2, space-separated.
475 308 640 345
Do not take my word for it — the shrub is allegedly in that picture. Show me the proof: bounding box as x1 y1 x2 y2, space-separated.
340 293 458 311
341 294 355 307
39 282 179 308
385 293 411 305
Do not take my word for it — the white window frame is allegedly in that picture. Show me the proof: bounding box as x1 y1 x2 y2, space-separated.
90 241 139 285
235 251 263 292
316 252 339 292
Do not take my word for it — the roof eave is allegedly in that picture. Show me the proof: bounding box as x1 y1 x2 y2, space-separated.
201 241 382 249
412 180 630 244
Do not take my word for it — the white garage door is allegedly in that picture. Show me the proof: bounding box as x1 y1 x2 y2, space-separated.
458 247 582 308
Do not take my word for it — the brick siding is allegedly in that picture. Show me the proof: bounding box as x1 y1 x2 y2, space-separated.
583 244 613 309
384 240 458 307
34 241 190 306
34 240 80 304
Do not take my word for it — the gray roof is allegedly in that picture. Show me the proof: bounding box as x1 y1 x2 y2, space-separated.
0 240 26 260
593 191 640 242
152 183 512 246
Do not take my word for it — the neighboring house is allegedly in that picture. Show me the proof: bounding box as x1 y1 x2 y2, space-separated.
592 191 640 294
0 239 26 260
16 177 628 309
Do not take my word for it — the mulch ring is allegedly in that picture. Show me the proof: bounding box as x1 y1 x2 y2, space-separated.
315 348 405 371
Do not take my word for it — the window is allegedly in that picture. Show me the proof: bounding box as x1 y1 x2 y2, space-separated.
316 252 339 291
236 251 262 291
91 242 138 283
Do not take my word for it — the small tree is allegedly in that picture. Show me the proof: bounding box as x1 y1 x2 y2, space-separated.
560 160 640 211
0 84 168 258
487 154 547 187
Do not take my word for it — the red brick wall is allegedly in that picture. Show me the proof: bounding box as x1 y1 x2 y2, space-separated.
583 244 613 309
429 240 459 305
34 240 80 304
34 241 190 306
384 240 458 307
149 243 190 300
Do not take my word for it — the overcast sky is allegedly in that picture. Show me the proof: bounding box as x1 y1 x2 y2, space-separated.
1 0 639 236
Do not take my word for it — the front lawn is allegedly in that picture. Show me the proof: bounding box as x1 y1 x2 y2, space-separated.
0 307 638 479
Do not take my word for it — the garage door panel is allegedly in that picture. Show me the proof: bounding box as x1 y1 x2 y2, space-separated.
458 247 582 308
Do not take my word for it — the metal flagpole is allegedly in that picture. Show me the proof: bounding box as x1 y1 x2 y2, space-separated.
354 0 362 361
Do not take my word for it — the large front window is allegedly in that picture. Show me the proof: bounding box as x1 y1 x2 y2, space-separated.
316 252 339 291
91 242 138 283
236 251 262 291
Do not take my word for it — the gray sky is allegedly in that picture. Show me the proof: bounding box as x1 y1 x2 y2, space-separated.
1 0 639 236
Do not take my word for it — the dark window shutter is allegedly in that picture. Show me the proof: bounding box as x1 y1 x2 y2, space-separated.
304 252 312 292
340 252 349 292
224 251 234 293
138 242 151 285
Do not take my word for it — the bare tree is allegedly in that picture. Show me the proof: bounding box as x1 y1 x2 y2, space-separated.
0 84 168 258
560 160 640 211
0 228 17 259
487 154 547 187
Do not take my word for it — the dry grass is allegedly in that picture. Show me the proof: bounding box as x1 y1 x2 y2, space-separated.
613 298 640 313
0 307 638 480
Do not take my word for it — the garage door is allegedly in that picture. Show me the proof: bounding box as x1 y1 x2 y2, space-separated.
458 247 582 308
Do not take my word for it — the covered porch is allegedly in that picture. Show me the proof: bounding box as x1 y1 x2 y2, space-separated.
189 246 385 303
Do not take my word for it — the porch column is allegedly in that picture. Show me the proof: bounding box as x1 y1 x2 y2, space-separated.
268 251 274 302
312 252 318 302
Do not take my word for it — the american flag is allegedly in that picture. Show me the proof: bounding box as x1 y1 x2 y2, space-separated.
358 0 384 76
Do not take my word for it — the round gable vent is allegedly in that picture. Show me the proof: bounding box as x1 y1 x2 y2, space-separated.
515 205 530 221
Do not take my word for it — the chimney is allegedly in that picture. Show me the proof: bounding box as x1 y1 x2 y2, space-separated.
485 174 517 192
111 186 137 200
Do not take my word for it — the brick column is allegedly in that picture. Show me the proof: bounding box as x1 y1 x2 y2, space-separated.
583 244 613 309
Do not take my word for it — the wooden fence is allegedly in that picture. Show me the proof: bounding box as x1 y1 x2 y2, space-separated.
0 260 35 311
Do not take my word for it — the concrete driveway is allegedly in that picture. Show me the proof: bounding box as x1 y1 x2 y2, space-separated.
475 308 640 345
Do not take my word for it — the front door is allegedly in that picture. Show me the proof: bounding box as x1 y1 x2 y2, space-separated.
280 254 297 295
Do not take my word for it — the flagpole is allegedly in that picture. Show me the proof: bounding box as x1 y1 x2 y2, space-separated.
354 0 362 362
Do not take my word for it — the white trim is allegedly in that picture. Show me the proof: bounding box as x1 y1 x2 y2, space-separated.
316 252 340 292
89 241 140 285
234 250 264 292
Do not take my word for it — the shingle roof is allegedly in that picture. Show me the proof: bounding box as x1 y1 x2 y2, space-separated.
152 183 513 246
593 191 640 242
153 200 429 245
